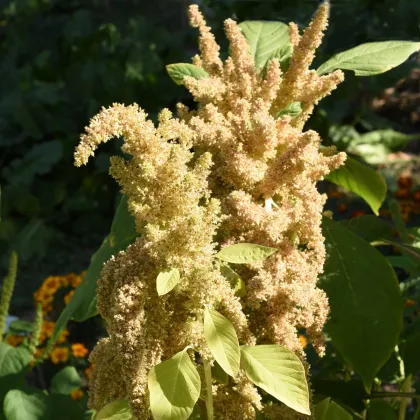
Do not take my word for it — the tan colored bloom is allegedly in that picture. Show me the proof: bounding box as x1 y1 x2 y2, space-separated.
75 3 345 418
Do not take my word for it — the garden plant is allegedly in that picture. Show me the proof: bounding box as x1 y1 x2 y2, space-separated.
1 2 420 420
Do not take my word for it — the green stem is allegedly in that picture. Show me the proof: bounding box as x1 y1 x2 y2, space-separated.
368 391 419 400
0 252 18 339
398 375 412 420
203 360 214 420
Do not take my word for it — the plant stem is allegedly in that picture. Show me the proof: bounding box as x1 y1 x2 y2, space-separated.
368 391 419 400
203 360 214 420
0 252 18 339
398 375 412 420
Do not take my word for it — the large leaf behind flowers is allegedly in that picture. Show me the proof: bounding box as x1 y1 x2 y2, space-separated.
50 195 137 344
319 218 402 391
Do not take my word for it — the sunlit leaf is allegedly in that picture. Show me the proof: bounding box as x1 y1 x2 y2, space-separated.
148 349 201 420
241 345 310 415
215 243 277 264
317 41 420 76
204 308 240 377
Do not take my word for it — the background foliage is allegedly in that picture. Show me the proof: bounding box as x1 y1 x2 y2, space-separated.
1 0 420 419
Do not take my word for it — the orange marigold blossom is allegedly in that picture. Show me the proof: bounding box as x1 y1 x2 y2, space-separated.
71 343 89 358
5 335 24 347
70 389 84 400
85 363 95 380
50 347 69 364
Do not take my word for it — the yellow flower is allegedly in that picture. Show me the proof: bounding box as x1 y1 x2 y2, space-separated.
71 343 89 358
50 347 69 364
70 389 84 400
5 335 24 347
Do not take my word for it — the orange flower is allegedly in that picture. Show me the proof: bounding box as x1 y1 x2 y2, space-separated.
298 335 308 349
50 347 69 364
5 335 24 347
405 299 417 308
85 363 95 380
70 389 84 400
71 343 89 358
71 275 82 288
43 276 61 292
64 290 74 305
56 329 69 345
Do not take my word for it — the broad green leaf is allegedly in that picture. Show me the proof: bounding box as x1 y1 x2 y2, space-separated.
319 218 403 391
339 215 393 243
315 398 330 420
220 264 246 297
7 320 34 335
49 394 86 420
312 380 366 413
148 349 201 420
403 332 420 375
367 400 397 420
215 243 277 264
156 268 181 296
204 308 240 377
276 102 302 119
326 156 386 215
3 389 51 420
241 345 310 415
51 196 137 344
317 41 420 76
325 401 352 420
0 342 32 406
239 21 292 73
166 63 209 86
347 130 420 165
95 400 133 420
212 361 229 385
2 140 63 187
51 366 82 395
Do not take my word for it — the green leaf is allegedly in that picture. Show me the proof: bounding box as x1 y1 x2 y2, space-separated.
325 401 352 420
238 21 292 73
156 268 181 296
0 342 32 406
276 102 302 119
241 345 310 415
212 361 229 385
7 320 34 335
2 141 63 187
94 400 133 420
3 389 51 420
166 63 209 85
148 349 201 420
326 156 387 215
315 398 330 420
339 216 394 243
312 380 366 413
347 130 420 164
317 41 420 76
51 196 137 344
403 332 420 375
319 218 403 391
367 400 397 420
215 243 277 264
204 308 240 377
51 366 82 395
220 264 246 297
49 394 85 420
